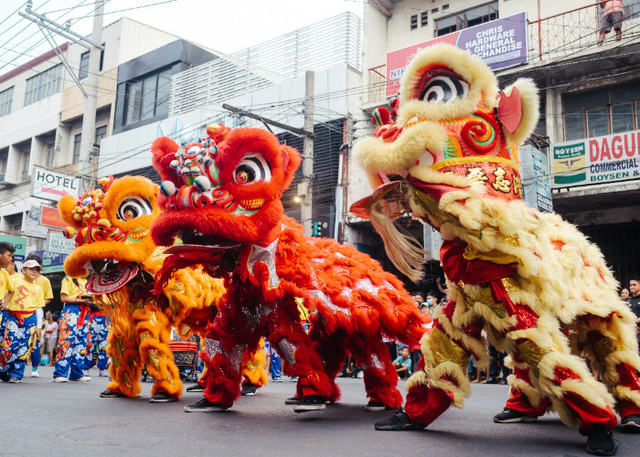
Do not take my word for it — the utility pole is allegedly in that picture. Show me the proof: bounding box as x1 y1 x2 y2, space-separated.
78 0 105 192
20 0 105 192
300 70 314 235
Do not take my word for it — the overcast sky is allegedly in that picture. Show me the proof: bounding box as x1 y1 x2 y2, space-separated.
1 0 363 71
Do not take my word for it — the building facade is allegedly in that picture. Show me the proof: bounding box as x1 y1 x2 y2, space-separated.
345 0 640 289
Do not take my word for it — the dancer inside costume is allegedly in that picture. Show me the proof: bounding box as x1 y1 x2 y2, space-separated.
149 125 430 413
58 176 267 402
351 44 640 456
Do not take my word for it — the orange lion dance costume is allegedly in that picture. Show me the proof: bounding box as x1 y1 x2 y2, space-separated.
352 44 640 455
58 176 267 402
149 125 429 413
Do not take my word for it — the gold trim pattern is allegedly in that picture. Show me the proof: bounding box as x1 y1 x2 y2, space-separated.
429 327 470 369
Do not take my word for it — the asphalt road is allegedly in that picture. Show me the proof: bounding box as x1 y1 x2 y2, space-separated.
1 366 638 457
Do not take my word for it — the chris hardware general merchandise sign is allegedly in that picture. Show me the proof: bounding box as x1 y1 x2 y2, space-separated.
30 166 80 202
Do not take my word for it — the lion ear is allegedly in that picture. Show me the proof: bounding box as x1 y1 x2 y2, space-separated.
280 145 301 190
151 136 180 181
58 195 81 229
497 78 540 145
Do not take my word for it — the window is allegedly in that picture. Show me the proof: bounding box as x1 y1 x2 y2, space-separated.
95 125 107 153
410 14 418 30
46 141 55 168
435 2 499 36
5 213 23 233
78 46 105 80
563 82 640 140
0 148 7 180
0 86 13 116
20 152 30 181
123 67 172 125
24 64 63 106
421 11 429 27
73 133 82 164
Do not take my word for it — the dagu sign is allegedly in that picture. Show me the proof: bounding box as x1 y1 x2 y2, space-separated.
552 129 640 187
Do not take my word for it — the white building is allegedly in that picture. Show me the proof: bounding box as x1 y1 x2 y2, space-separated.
345 0 640 289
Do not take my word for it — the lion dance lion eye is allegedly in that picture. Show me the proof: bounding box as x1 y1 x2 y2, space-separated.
233 154 271 184
419 75 469 103
116 197 153 221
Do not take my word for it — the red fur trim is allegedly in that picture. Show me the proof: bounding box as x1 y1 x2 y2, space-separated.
203 353 242 408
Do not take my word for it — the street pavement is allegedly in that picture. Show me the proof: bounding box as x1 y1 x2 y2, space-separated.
1 366 638 456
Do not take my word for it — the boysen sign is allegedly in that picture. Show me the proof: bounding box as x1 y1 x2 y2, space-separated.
386 12 527 97
551 129 640 187
30 166 80 202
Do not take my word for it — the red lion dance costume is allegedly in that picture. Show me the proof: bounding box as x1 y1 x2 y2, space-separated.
58 176 267 402
352 44 640 455
149 125 429 412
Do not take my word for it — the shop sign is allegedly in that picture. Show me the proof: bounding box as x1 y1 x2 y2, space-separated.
386 12 527 97
551 129 640 187
30 166 80 202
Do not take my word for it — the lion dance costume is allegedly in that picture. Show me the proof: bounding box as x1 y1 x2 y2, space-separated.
149 125 429 412
58 176 267 402
351 44 640 455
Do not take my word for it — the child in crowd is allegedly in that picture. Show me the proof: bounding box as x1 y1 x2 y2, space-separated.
44 312 59 366
393 346 412 379
24 254 54 378
0 259 45 383
0 242 16 345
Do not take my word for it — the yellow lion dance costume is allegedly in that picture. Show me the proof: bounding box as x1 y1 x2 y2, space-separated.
59 176 267 402
352 44 640 455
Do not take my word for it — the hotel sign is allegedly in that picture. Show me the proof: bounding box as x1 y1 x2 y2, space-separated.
30 166 80 202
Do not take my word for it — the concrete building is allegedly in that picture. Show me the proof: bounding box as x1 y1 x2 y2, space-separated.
0 17 187 270
99 12 363 238
342 0 640 289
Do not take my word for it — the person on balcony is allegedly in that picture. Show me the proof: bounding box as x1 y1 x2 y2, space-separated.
598 0 624 46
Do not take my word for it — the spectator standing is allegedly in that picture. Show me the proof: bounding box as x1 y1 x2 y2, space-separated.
598 0 624 46
24 254 53 378
621 287 630 302
83 308 110 377
0 242 16 345
53 276 92 382
628 276 640 348
44 312 59 366
0 260 45 383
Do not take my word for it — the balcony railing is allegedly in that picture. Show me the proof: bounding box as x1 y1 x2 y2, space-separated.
366 2 640 104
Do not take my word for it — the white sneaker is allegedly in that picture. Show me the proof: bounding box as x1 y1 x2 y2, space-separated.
30 369 39 378
70 376 91 382
99 370 109 377
53 377 68 382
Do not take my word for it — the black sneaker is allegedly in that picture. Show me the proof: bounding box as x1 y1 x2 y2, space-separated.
185 383 204 393
364 401 392 412
0 371 10 383
99 388 126 398
241 382 259 396
150 391 178 403
374 410 425 431
585 425 617 456
183 397 227 413
621 414 640 434
493 409 538 423
293 395 328 412
284 395 300 405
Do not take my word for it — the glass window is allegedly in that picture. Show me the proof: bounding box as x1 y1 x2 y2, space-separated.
125 80 143 125
20 152 30 181
0 86 13 116
25 65 62 106
95 125 107 148
73 133 82 164
421 11 429 27
155 69 171 118
0 148 7 176
564 112 586 141
5 213 23 233
46 141 55 168
79 47 105 80
435 2 498 36
586 107 610 138
141 73 158 120
123 67 172 125
410 14 417 30
611 102 634 134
